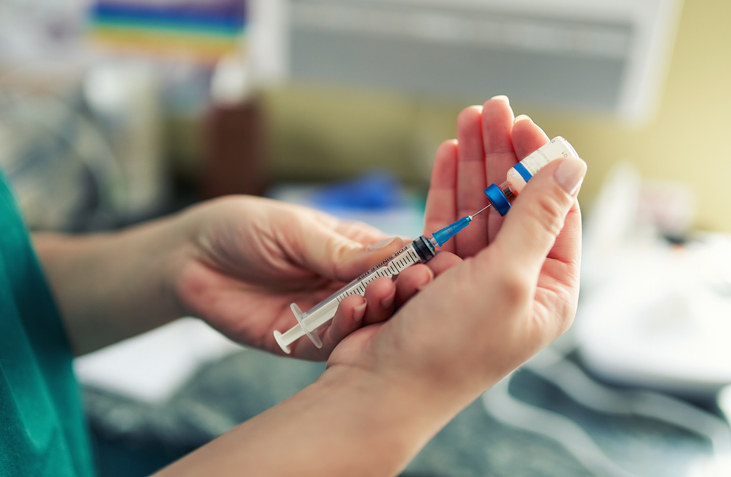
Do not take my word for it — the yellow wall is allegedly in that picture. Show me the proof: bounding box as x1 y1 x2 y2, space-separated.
535 0 731 232
266 0 731 232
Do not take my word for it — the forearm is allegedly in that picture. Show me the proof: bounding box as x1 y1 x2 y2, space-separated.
156 366 461 477
33 215 191 355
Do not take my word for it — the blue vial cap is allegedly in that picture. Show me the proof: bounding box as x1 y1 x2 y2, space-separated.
484 184 511 216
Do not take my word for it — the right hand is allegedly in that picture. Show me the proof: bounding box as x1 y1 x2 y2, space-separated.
328 98 586 404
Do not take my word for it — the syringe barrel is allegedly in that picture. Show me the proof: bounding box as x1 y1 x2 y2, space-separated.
484 136 579 216
275 236 436 353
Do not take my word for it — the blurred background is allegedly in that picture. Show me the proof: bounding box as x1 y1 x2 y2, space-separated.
3 0 731 476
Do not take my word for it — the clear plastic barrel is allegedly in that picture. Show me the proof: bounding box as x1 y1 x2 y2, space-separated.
274 241 426 353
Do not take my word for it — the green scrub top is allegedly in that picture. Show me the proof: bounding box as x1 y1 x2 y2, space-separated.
0 172 94 476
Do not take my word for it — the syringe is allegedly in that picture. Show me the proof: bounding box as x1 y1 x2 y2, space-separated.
273 136 578 354
273 209 485 354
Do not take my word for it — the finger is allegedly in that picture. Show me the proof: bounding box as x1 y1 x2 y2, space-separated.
534 199 582 338
392 253 462 311
318 294 367 355
423 140 458 253
455 105 489 257
394 264 433 307
511 115 549 160
363 277 396 325
546 199 581 265
338 236 410 279
426 251 463 277
335 219 390 245
487 157 587 282
302 222 409 282
482 96 517 243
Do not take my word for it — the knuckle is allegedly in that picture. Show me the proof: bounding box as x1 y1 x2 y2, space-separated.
330 239 351 262
496 269 531 306
330 246 352 278
555 289 579 335
326 235 361 277
524 192 567 238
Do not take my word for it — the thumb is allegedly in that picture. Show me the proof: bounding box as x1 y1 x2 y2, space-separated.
301 223 408 281
488 157 586 279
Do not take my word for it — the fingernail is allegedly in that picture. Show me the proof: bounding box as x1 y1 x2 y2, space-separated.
416 269 434 292
514 114 532 124
353 300 366 323
380 290 395 309
554 157 587 195
491 94 510 105
367 237 398 251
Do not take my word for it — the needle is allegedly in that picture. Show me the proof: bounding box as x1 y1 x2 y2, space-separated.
469 204 492 219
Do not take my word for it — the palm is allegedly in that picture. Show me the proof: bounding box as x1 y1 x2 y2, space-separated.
176 197 389 358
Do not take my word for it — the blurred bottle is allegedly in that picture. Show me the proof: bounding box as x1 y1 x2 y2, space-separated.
202 54 267 198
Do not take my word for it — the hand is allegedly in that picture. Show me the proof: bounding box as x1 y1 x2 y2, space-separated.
153 98 586 476
173 197 435 360
329 97 585 403
423 96 553 257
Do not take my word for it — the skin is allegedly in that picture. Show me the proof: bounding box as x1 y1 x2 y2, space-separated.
35 201 422 359
34 96 585 475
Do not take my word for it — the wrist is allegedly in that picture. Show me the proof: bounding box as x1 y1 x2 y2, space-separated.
35 215 193 353
134 213 199 321
315 363 463 468
162 362 462 476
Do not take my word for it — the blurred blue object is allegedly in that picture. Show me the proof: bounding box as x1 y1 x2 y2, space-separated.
311 171 406 211
268 171 422 239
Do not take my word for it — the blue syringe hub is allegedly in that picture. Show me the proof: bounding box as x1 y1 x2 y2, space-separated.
432 216 473 246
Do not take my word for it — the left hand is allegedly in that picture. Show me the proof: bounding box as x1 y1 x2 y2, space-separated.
172 197 434 360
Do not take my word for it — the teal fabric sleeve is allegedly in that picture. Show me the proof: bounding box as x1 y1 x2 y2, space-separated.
0 173 94 477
